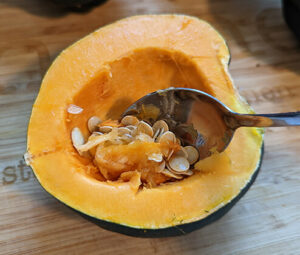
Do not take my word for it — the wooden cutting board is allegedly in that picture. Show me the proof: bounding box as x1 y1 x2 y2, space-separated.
0 0 299 254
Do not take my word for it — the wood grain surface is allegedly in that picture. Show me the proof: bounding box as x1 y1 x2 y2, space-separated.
0 0 300 254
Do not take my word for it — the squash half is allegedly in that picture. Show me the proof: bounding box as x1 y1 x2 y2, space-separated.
26 15 263 237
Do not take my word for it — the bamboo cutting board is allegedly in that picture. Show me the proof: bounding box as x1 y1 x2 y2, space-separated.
0 0 300 254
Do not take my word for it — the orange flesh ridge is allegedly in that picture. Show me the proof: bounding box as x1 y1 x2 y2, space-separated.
27 15 263 228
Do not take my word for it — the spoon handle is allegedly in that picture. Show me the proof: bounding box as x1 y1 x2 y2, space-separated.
234 112 300 127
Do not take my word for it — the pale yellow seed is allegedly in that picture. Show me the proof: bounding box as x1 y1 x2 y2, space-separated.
89 133 101 139
137 121 153 137
135 133 154 142
184 146 199 164
161 169 183 179
174 146 188 158
168 155 190 172
158 131 176 144
120 134 133 143
71 127 85 147
167 149 174 161
126 125 137 131
93 131 103 135
153 129 161 141
99 126 113 133
121 115 139 126
153 120 169 135
67 104 83 114
118 127 131 135
87 116 101 133
161 147 170 158
126 125 137 136
181 170 194 176
148 153 163 162
170 169 194 176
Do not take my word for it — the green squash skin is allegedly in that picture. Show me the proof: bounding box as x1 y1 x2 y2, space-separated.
68 145 263 237
282 0 300 40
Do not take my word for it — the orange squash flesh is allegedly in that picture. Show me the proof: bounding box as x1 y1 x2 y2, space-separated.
94 141 175 185
26 15 263 231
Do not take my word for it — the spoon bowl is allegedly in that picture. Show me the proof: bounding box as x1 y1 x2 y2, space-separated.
123 88 300 159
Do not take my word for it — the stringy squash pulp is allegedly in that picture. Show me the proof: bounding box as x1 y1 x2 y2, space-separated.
26 15 263 231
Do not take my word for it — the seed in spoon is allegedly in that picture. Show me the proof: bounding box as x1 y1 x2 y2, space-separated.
174 146 188 158
137 121 153 137
121 115 139 126
153 120 168 136
168 155 190 172
176 138 182 145
158 131 176 144
87 116 101 132
166 149 174 161
184 146 199 164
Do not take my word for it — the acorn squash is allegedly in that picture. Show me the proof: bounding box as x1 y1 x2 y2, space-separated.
26 15 263 237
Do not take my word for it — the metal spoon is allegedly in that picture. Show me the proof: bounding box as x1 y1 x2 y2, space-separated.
123 88 300 159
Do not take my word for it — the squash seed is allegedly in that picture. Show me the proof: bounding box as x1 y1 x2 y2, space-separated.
126 125 137 136
121 115 139 126
169 168 193 176
87 116 101 132
184 146 199 164
182 170 194 176
118 127 131 135
137 121 153 137
126 125 137 131
158 131 176 144
148 153 163 162
120 133 133 143
161 169 183 179
99 126 113 133
67 104 83 114
153 129 161 141
168 155 190 172
166 149 174 161
93 131 103 135
89 132 103 139
153 120 169 135
174 146 188 158
71 127 85 147
135 133 154 142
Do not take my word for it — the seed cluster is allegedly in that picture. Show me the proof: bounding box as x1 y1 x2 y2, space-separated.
71 115 199 180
